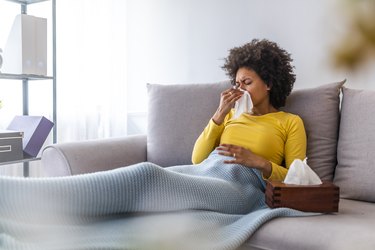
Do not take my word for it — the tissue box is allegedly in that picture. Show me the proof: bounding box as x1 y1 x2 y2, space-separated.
0 130 23 162
265 181 340 213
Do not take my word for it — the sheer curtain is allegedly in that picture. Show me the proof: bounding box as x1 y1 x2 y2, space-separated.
0 0 127 176
56 0 127 142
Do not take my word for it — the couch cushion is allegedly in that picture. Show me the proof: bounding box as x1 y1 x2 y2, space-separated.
334 88 375 202
243 199 375 250
147 81 229 166
282 80 345 181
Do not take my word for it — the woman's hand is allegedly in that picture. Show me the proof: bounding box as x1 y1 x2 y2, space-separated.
217 144 272 178
212 88 243 125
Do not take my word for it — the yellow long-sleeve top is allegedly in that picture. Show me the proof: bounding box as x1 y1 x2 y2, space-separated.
191 110 307 181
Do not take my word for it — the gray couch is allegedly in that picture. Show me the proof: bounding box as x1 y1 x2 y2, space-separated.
41 80 375 250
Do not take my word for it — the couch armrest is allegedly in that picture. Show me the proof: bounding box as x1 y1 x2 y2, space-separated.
41 134 147 176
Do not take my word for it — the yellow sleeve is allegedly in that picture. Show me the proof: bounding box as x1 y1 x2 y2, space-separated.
191 119 224 164
265 115 307 181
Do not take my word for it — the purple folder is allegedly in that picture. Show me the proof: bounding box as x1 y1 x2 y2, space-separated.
7 116 54 157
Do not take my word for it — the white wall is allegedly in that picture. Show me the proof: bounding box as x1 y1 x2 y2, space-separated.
126 0 375 119
2 0 374 137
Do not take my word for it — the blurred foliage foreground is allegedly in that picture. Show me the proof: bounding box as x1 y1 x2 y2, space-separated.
333 0 375 70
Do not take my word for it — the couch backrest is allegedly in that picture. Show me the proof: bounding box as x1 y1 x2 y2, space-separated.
334 87 375 202
147 81 229 167
147 80 345 181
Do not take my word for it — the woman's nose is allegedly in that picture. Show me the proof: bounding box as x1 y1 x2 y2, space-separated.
238 81 247 89
238 83 246 91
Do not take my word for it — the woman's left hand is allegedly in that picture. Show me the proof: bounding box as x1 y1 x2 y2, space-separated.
217 144 272 177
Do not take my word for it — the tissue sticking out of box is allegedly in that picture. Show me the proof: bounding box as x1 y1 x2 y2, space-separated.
233 89 253 119
284 158 322 185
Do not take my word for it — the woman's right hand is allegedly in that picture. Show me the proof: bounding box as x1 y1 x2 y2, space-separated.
212 88 243 125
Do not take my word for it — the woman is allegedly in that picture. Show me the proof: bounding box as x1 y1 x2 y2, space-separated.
0 39 308 250
192 39 307 181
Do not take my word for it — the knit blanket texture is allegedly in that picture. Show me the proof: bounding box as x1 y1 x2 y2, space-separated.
0 151 307 249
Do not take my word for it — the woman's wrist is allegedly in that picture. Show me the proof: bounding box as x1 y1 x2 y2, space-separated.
261 160 272 179
212 112 224 125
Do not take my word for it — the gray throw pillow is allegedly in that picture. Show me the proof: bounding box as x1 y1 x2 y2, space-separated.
147 81 229 166
281 80 345 181
334 87 375 202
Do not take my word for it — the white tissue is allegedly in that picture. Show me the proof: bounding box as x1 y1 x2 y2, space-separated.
233 90 253 119
284 158 322 185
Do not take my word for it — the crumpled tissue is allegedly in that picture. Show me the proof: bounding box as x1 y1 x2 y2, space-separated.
284 158 322 185
233 89 253 119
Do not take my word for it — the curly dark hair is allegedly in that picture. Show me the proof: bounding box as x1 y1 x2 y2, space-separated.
222 39 296 109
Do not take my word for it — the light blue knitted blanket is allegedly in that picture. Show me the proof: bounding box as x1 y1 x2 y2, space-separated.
0 151 307 249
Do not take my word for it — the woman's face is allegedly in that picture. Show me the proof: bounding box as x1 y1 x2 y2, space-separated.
235 67 270 107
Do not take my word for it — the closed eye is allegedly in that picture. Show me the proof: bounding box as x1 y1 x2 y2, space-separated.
243 80 252 85
234 78 253 87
